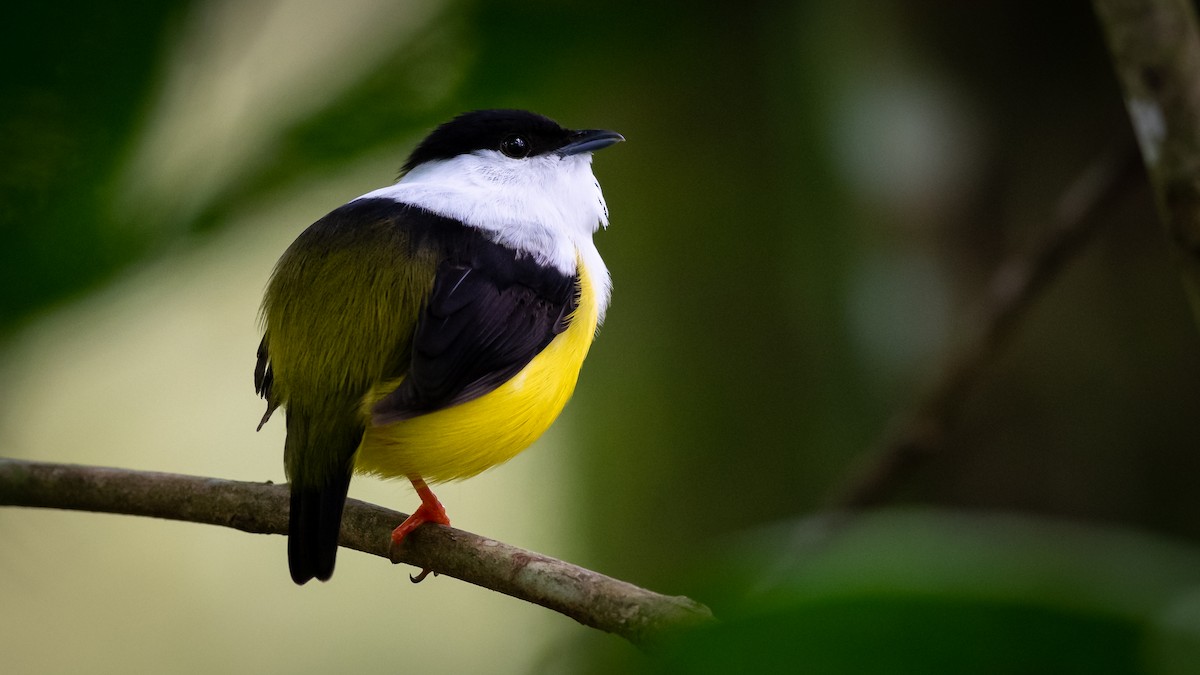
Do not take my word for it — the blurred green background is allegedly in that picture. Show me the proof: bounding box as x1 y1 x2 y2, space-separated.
4 0 1200 673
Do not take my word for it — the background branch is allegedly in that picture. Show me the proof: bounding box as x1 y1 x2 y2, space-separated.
0 458 713 649
1095 0 1200 329
830 144 1142 509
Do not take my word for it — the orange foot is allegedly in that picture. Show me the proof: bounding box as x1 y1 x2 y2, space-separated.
391 476 450 583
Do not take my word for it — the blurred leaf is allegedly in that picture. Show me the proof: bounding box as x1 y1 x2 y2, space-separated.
647 509 1200 674
663 598 1137 675
0 2 187 333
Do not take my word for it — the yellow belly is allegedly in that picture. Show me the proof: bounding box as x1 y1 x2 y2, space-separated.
353 255 599 483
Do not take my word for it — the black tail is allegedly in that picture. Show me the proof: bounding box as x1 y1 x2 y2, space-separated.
288 470 352 584
284 411 360 585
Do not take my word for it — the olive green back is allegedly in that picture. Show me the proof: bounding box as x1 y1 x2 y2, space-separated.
262 211 438 486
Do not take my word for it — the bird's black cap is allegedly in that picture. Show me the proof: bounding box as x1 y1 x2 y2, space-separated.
401 109 622 174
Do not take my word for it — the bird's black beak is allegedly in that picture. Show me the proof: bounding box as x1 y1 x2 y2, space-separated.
558 129 625 156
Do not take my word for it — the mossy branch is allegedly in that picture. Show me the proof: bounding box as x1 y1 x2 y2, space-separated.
0 457 713 649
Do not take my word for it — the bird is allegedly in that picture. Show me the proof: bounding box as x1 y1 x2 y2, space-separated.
254 109 623 584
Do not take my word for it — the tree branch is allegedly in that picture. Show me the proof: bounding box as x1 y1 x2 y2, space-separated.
1095 0 1200 329
0 457 713 649
830 144 1142 509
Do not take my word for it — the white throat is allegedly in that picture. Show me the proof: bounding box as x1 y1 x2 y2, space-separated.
356 149 612 320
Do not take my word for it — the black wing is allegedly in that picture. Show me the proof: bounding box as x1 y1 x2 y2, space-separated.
254 334 278 430
371 240 577 425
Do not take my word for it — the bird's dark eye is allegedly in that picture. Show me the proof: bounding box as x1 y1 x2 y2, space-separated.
500 134 531 159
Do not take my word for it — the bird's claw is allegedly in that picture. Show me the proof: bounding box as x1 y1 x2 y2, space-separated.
409 568 438 583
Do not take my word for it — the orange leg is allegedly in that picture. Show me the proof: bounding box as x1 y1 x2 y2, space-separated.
391 476 451 583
